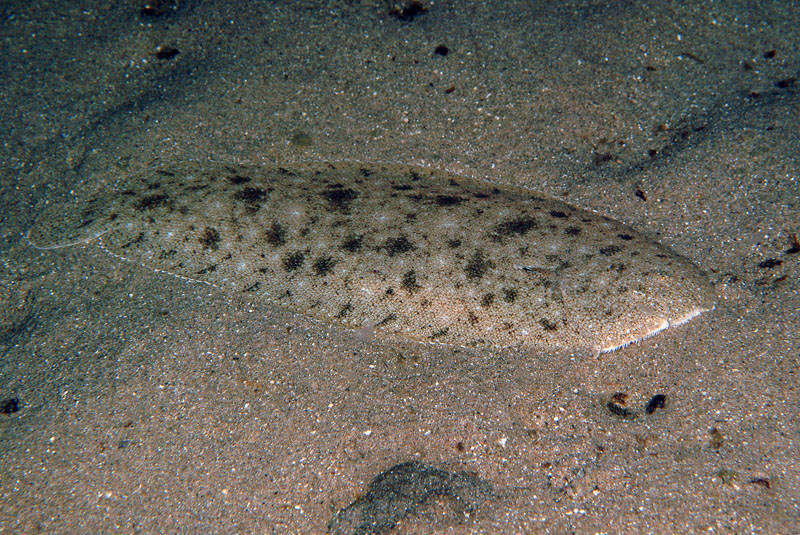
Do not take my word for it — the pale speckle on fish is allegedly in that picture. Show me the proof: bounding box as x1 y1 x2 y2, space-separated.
28 161 715 354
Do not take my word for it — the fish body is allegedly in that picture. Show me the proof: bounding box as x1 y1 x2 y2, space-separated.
29 161 714 353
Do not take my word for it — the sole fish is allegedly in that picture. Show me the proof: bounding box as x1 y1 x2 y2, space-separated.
28 161 715 354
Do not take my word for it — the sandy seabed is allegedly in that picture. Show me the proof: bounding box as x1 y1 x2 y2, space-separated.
1 1 798 533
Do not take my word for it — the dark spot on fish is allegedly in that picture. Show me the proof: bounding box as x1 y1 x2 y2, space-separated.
600 245 622 256
493 216 537 238
197 263 217 274
244 282 260 292
336 303 353 318
401 270 421 292
228 175 251 185
199 227 220 250
435 195 462 206
313 255 336 276
383 236 414 256
135 193 168 210
434 44 449 56
465 249 493 280
539 318 558 331
234 186 268 204
618 234 634 240
341 234 363 252
386 288 394 296
645 394 667 414
265 222 286 247
376 313 397 327
283 251 305 271
431 327 449 339
502 288 517 303
775 77 796 89
480 292 494 307
322 185 358 212
635 189 647 201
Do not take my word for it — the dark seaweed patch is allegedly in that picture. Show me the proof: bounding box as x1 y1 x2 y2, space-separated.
283 251 305 271
313 255 337 276
328 461 492 535
265 222 286 247
383 236 414 256
465 249 493 280
199 227 220 250
322 185 358 212
402 270 421 292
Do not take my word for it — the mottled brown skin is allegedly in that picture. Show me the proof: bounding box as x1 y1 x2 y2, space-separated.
29 161 715 354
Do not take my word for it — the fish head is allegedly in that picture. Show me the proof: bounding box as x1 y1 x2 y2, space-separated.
559 241 715 354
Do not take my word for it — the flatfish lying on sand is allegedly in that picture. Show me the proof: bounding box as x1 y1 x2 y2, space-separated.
28 161 714 354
